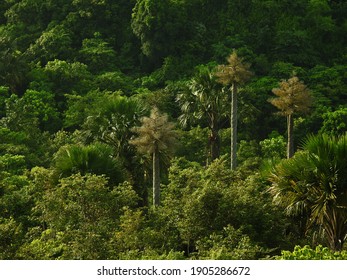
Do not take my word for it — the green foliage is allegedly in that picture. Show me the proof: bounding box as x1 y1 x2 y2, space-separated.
270 62 305 80
0 94 39 133
0 154 26 175
118 249 185 260
110 206 184 259
0 155 34 259
71 92 147 201
278 245 347 260
258 133 287 174
0 217 24 259
320 107 347 136
0 172 31 223
237 140 260 165
39 174 136 229
112 208 146 254
43 59 91 94
16 229 66 260
64 89 106 129
177 64 227 162
0 37 29 94
260 133 286 160
176 126 209 165
93 71 135 95
238 76 279 140
53 143 125 185
0 95 51 167
0 0 346 260
138 56 197 88
270 133 347 250
79 33 117 73
22 89 60 131
81 93 143 157
0 127 28 155
163 157 289 255
195 226 264 260
0 86 10 117
131 0 190 64
23 173 139 259
27 24 73 64
308 64 347 108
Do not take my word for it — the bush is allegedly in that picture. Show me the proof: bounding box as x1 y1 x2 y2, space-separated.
278 245 347 260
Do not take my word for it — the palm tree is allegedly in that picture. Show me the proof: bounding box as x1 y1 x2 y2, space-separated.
82 94 148 201
129 107 177 207
53 142 124 186
269 134 347 251
269 75 312 158
177 65 227 164
215 50 252 170
82 95 143 159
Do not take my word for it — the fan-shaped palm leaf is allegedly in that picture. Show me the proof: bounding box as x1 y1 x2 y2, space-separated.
54 143 124 186
270 134 347 250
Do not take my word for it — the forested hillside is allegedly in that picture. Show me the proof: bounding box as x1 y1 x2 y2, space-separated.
1 0 347 259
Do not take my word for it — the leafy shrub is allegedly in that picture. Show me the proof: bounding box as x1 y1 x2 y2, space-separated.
278 245 347 260
195 225 264 260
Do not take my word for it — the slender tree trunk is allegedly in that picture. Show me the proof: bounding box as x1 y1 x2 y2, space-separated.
287 114 294 158
231 83 238 170
209 126 220 163
152 145 160 207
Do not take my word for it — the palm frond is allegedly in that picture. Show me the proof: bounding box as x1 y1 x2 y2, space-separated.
269 133 347 250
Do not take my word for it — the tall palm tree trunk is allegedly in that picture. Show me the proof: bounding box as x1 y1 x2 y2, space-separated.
152 144 160 207
287 114 294 158
231 83 238 170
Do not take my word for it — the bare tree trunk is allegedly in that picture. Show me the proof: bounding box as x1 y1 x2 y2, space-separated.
152 145 160 207
231 83 238 170
209 126 220 163
287 114 294 158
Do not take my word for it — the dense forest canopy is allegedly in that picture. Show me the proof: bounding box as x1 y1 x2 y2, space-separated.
0 0 346 259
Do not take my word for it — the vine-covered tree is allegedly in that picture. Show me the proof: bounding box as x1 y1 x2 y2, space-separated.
215 50 252 170
130 107 177 207
269 75 312 158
